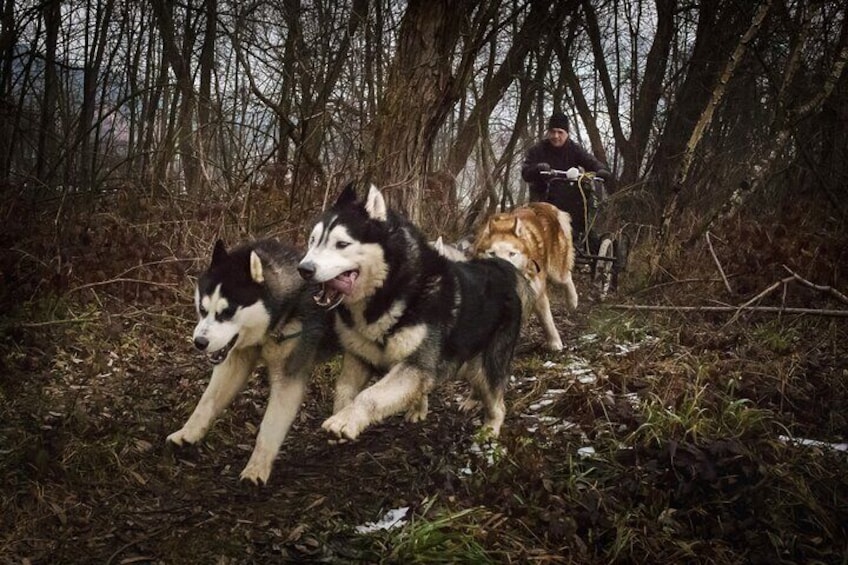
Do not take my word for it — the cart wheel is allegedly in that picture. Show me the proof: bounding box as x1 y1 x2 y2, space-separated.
611 232 631 290
595 236 615 299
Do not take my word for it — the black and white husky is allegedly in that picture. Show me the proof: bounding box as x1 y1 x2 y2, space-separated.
297 183 532 441
167 239 335 485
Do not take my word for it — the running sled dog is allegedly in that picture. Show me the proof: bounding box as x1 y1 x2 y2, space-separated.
297 183 532 441
167 239 335 485
473 202 578 351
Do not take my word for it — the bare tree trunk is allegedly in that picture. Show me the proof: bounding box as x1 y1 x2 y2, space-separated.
0 0 16 180
580 0 628 158
296 0 369 197
624 0 675 184
197 0 217 187
461 56 544 234
689 6 848 241
151 0 201 194
445 0 574 178
575 0 676 184
650 0 753 197
364 0 475 221
652 0 772 275
559 25 608 164
36 0 60 185
276 0 300 170
79 0 116 189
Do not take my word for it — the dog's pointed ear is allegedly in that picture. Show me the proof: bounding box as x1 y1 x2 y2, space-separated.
249 251 265 284
482 220 491 238
211 239 227 266
364 184 387 221
433 236 446 255
474 223 490 253
512 218 524 237
334 182 358 208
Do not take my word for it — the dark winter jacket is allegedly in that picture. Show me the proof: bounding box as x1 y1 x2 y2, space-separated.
520 138 611 234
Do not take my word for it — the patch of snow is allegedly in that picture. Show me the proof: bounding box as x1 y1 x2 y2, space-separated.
577 446 596 458
623 392 640 408
550 421 578 434
355 507 410 534
468 440 503 466
778 435 848 453
528 398 554 411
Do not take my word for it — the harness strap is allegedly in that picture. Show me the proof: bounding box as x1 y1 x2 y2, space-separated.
269 302 303 344
273 330 302 343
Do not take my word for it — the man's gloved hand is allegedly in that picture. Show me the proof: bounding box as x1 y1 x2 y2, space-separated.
596 169 615 192
534 162 551 175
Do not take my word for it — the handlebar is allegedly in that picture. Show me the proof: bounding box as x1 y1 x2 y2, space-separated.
539 169 604 183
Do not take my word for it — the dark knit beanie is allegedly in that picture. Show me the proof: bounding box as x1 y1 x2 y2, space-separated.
547 112 569 132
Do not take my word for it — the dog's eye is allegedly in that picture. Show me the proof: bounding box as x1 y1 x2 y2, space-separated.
216 305 236 321
198 306 208 317
336 241 350 249
509 251 517 257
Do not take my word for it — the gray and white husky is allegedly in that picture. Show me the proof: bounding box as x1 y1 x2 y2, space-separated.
297 183 532 442
167 239 335 485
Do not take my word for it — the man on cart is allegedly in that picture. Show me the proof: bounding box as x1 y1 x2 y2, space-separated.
521 112 613 238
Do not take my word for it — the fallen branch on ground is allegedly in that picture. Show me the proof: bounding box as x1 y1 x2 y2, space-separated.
726 265 847 324
609 304 848 317
615 265 848 319
706 231 732 294
782 265 848 304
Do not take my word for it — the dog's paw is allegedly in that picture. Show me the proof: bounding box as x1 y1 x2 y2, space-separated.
322 406 369 440
239 454 272 486
545 339 564 352
405 396 428 423
166 427 202 446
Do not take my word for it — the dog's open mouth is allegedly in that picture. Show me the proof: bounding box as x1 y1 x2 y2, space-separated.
314 270 358 309
208 334 238 365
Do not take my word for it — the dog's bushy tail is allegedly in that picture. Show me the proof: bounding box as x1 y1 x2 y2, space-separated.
514 272 536 322
545 209 576 286
483 275 527 391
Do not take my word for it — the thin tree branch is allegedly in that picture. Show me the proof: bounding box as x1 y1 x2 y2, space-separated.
610 304 848 317
705 231 732 294
782 265 848 305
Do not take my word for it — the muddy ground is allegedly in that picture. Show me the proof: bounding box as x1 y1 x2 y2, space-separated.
3 272 847 564
2 196 848 563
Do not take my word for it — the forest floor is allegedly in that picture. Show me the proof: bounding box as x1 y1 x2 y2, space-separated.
2 195 847 564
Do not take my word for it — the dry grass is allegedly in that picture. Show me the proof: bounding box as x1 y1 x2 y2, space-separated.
1 187 847 563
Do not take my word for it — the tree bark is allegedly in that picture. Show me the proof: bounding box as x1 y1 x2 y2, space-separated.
151 0 201 193
364 0 475 221
652 0 772 275
0 0 16 180
36 0 60 185
79 0 116 188
624 0 676 185
650 0 752 194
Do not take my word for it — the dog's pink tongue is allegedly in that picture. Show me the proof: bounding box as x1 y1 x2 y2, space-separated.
327 271 358 295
